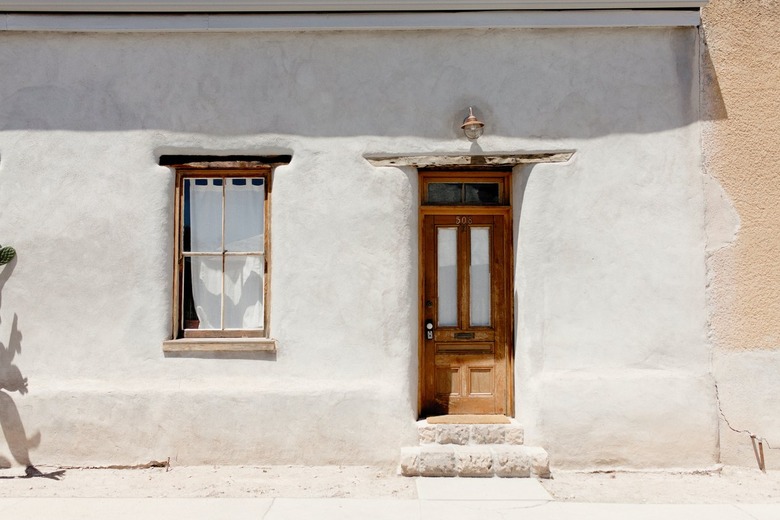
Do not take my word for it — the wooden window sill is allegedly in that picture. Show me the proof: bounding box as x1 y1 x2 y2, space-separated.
162 337 278 353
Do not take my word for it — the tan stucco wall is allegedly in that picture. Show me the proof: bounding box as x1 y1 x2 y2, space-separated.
702 0 780 466
703 0 780 351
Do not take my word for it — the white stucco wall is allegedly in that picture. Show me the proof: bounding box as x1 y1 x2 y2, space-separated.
511 30 717 465
0 26 713 468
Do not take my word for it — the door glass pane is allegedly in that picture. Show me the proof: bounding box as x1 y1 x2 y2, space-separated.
470 227 491 326
428 183 462 204
437 227 458 327
186 178 223 252
225 178 264 252
464 183 500 204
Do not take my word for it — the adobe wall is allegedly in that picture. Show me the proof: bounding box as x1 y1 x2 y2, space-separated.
701 1 780 468
0 26 713 468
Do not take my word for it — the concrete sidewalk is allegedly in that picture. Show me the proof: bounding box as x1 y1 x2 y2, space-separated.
0 478 776 519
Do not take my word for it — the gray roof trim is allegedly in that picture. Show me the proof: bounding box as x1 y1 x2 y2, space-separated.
0 0 708 13
0 10 703 32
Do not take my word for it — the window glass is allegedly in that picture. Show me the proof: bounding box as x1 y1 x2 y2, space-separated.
185 179 222 252
428 183 461 204
224 256 263 329
437 227 458 327
470 227 491 326
182 258 199 328
179 171 267 335
188 256 223 330
464 183 500 204
225 178 264 253
427 182 501 205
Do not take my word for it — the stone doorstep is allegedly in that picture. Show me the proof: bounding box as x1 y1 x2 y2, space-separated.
400 445 550 478
417 420 524 446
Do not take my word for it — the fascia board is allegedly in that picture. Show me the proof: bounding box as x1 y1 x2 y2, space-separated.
1 10 703 31
0 1 708 13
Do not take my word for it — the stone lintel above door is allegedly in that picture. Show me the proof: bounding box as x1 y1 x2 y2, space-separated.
364 151 574 169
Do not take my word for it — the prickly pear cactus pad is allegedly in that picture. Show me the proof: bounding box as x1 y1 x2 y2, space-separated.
0 245 16 265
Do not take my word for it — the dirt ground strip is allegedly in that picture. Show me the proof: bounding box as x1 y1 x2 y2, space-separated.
543 467 780 503
0 465 777 502
0 465 416 498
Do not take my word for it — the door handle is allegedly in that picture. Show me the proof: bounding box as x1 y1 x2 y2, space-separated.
425 319 434 340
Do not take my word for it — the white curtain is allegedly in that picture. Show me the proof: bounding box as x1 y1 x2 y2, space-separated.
189 179 264 330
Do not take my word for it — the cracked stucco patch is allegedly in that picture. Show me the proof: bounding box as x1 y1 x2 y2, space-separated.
702 172 739 350
703 173 739 255
712 351 780 466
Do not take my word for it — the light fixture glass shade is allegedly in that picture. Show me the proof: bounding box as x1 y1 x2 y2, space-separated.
461 107 485 140
463 122 484 140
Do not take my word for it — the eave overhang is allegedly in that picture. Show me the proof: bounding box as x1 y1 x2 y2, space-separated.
0 0 708 13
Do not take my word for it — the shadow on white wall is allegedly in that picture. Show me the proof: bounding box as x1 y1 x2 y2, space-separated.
0 256 64 479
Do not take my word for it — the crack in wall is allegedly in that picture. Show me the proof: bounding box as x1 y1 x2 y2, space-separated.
698 23 759 470
714 381 777 471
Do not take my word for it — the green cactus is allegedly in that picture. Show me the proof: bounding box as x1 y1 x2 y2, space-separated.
0 245 16 265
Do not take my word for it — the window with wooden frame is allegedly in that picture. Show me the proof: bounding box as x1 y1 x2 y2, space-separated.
168 165 272 347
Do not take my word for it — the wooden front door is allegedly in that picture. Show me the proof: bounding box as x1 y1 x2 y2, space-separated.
419 173 513 417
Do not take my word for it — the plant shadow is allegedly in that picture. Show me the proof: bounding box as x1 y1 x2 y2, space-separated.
0 256 63 481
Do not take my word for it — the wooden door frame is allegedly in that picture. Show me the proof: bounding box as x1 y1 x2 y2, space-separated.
417 170 515 417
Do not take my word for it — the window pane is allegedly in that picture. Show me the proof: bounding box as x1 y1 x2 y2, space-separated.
225 178 264 253
437 227 458 327
186 178 222 252
428 183 462 204
224 255 263 329
464 183 500 204
182 257 199 328
470 227 491 326
190 255 223 329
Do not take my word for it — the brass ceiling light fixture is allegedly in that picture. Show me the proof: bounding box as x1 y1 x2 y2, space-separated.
460 106 485 141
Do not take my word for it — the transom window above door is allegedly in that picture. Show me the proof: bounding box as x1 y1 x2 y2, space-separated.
421 171 510 206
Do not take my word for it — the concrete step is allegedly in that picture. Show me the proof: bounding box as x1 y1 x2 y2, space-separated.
417 420 524 446
400 444 550 478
